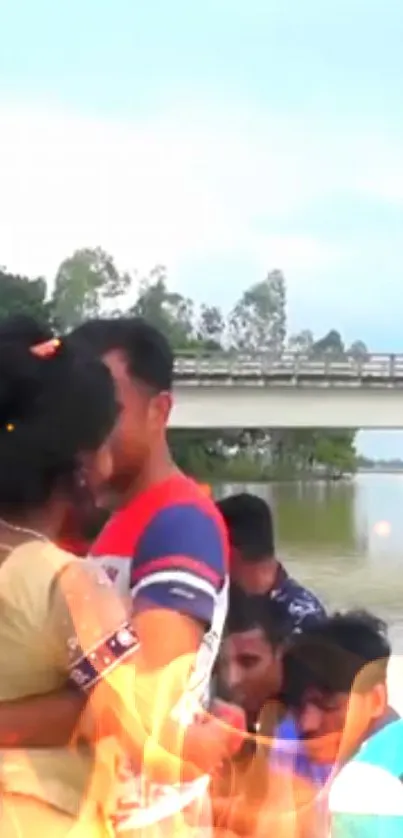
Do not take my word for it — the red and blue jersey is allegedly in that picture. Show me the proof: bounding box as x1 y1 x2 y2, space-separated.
90 474 228 627
89 474 229 830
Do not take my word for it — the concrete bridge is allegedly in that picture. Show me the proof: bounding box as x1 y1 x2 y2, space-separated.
169 352 403 429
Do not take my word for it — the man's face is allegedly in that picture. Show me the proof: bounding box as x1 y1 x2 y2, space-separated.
218 628 282 716
294 683 387 764
99 350 171 499
231 551 275 596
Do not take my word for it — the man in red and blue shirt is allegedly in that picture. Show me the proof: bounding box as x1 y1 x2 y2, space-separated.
73 318 237 831
74 318 238 828
90 472 230 831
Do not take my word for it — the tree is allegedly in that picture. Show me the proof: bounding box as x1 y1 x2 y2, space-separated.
347 340 368 360
52 247 129 330
130 266 169 330
312 329 344 357
0 269 53 325
197 304 225 350
300 330 358 477
131 266 195 349
314 432 357 477
287 329 314 355
229 270 286 354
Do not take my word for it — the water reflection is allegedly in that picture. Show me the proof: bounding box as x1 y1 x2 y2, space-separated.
217 479 365 558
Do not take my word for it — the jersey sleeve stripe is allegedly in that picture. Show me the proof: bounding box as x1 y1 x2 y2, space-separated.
131 581 215 624
130 554 222 588
131 569 217 601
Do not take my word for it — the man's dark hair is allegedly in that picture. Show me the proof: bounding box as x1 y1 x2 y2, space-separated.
72 317 174 392
0 315 118 513
217 493 275 561
226 584 292 649
281 609 391 708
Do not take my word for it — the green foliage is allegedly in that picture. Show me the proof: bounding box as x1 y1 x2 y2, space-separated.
197 304 224 350
0 269 53 326
312 329 344 357
0 255 365 481
347 340 368 360
52 247 129 330
287 329 314 354
314 432 357 477
130 266 195 349
275 330 363 479
228 270 286 354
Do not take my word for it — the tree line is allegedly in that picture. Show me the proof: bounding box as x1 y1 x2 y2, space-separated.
0 247 367 481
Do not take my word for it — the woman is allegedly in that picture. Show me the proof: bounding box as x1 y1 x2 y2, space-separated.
0 316 181 837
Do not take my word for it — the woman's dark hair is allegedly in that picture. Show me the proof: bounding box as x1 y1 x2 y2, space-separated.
0 315 118 513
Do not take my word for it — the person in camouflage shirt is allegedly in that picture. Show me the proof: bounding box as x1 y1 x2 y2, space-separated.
217 493 326 632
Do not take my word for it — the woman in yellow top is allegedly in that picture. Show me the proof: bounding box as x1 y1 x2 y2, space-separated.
0 317 189 837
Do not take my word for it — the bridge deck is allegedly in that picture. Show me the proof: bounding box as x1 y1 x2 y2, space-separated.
173 353 403 386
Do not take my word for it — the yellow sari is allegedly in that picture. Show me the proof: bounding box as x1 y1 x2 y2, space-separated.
0 539 134 837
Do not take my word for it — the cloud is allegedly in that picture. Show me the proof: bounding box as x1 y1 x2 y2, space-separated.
0 99 337 287
1 95 403 326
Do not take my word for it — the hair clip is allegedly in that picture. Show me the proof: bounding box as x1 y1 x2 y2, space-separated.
5 424 14 432
30 338 61 359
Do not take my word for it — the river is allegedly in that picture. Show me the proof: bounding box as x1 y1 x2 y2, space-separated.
217 473 403 708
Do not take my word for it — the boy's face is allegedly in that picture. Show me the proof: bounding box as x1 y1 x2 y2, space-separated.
294 681 387 764
218 627 282 716
231 552 275 596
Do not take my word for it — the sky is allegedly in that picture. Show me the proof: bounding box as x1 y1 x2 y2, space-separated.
0 0 403 456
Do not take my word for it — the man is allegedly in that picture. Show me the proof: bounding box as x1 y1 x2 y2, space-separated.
76 318 237 832
0 318 239 834
217 493 326 630
218 586 291 734
281 610 403 837
214 589 327 838
212 589 291 836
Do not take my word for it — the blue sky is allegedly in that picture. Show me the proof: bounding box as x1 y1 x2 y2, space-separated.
0 0 403 455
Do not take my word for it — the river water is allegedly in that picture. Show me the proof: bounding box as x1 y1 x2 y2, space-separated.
217 473 403 708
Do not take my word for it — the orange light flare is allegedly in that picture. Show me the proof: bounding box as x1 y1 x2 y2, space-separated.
373 520 391 537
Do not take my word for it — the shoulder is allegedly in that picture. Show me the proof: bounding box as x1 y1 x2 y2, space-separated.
92 475 226 555
4 539 74 582
330 761 403 816
274 573 325 622
135 492 228 565
128 484 228 617
0 540 79 625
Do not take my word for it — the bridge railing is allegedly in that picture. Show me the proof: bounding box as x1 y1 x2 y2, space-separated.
173 352 403 381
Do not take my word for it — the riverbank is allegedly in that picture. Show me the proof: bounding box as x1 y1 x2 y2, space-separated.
186 457 355 483
168 429 357 483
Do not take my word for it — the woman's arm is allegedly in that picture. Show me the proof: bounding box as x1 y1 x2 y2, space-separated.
50 561 218 784
0 690 86 748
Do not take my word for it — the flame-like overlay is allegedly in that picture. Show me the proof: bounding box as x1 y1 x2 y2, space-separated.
3 551 402 837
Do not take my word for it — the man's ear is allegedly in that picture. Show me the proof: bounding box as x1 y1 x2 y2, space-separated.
369 682 387 720
153 390 172 426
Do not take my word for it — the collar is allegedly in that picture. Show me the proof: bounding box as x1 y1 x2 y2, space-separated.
346 707 400 765
271 562 288 595
368 706 400 738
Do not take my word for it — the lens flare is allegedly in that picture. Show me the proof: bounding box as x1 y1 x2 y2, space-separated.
373 520 391 537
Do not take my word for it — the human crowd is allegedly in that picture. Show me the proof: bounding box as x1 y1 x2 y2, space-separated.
0 313 400 837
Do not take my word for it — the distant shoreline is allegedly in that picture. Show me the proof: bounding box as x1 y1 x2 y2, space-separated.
209 469 403 485
358 467 403 474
